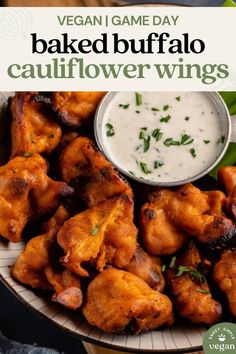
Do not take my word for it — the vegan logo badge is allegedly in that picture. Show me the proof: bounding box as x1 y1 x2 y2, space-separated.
203 322 236 353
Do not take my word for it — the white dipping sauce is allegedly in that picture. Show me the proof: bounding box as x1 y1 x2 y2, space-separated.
102 92 224 182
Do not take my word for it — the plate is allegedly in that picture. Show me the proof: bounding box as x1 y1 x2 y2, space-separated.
0 91 205 353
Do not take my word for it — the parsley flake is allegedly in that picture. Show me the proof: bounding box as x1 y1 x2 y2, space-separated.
160 115 171 123
217 135 225 144
91 225 100 236
176 265 206 283
144 136 151 152
135 92 142 106
119 104 130 109
162 264 166 272
139 129 151 152
152 128 163 142
106 123 115 137
169 256 176 268
154 160 164 169
139 131 145 139
140 162 151 174
181 134 194 145
163 105 170 111
190 148 196 158
164 138 180 147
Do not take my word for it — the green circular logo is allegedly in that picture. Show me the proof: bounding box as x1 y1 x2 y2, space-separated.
203 322 236 354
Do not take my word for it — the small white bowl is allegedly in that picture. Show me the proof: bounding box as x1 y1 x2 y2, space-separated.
94 91 231 186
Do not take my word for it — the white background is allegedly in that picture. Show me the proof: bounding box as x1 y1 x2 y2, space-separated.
0 7 235 91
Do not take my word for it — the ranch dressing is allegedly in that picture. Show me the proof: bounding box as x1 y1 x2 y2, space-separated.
102 92 224 183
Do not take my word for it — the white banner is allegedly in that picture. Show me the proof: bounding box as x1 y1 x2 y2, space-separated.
0 7 235 91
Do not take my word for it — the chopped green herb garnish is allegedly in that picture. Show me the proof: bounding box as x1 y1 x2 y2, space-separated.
139 129 151 152
181 134 194 145
106 123 115 137
91 225 100 236
169 256 176 268
217 135 225 144
140 161 151 174
162 264 166 272
139 131 145 139
154 160 164 169
163 134 194 147
135 92 142 106
152 128 163 142
163 105 170 111
185 116 190 121
176 265 206 283
119 104 130 109
175 96 181 102
164 138 180 147
129 171 135 176
191 270 206 283
196 289 210 294
135 110 140 114
151 107 160 112
144 136 151 152
24 151 34 157
176 265 189 277
190 148 196 158
48 133 54 139
160 115 171 123
204 140 210 144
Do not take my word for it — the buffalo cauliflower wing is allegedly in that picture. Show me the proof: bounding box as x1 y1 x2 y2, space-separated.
83 268 174 333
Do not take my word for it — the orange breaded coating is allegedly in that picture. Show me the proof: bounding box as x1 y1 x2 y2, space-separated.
12 206 83 310
219 166 236 220
57 195 137 277
124 246 165 292
56 131 80 153
165 242 222 326
12 206 69 290
213 249 236 317
60 136 133 207
219 166 236 195
83 268 174 334
141 200 187 256
140 184 235 255
11 92 61 158
44 267 83 310
0 153 73 242
204 190 226 216
50 92 105 128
